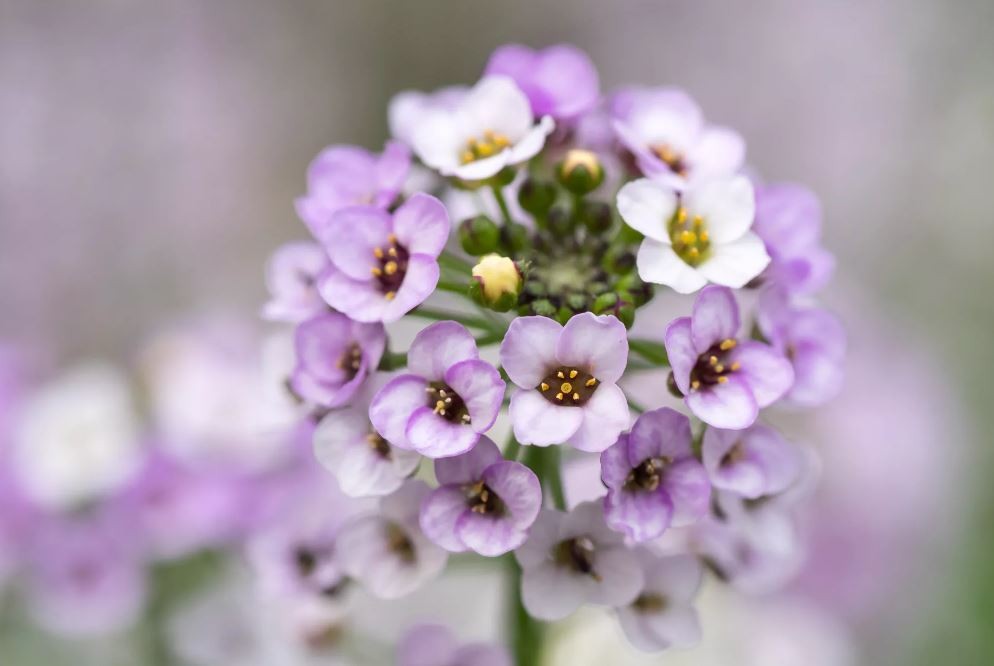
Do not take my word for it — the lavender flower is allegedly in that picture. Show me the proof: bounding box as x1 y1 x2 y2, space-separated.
261 241 330 323
336 480 447 599
420 436 540 557
410 76 555 181
515 502 643 621
752 183 835 294
610 86 744 184
702 423 803 499
757 286 846 407
313 372 421 497
617 552 703 652
290 311 386 408
484 44 599 121
316 193 450 323
618 175 769 294
370 322 504 458
398 623 512 666
501 313 630 452
600 408 710 542
295 140 410 237
665 286 793 429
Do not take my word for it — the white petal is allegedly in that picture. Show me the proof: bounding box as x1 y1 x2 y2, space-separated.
616 179 677 243
636 240 708 294
507 116 555 164
460 76 533 142
684 176 755 243
521 562 586 621
696 232 770 288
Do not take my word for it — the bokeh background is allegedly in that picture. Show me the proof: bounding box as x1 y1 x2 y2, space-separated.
2 0 993 664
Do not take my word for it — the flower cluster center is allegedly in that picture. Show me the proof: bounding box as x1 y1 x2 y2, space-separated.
366 431 392 459
625 456 672 492
668 207 711 267
538 366 599 406
426 382 471 424
689 338 739 391
554 536 601 581
465 480 506 517
460 129 511 164
370 233 410 301
651 143 688 176
337 342 363 381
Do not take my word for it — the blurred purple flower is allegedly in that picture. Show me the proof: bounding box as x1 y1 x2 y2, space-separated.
752 183 835 294
261 241 330 324
484 44 599 121
336 480 447 599
515 502 643 621
290 311 385 408
610 86 744 185
702 423 803 499
398 623 511 666
313 372 421 497
617 551 703 652
316 194 449 323
420 436 540 557
294 140 410 237
665 286 793 429
501 313 630 452
600 407 710 542
370 322 504 458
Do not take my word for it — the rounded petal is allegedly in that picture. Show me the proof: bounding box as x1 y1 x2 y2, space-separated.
419 486 471 552
685 376 758 430
317 266 388 323
509 389 583 447
507 116 555 164
369 374 428 449
555 313 629 384
663 317 695 394
408 321 479 381
696 232 770 289
703 425 801 498
482 460 542 529
662 458 711 527
450 152 511 181
684 176 755 244
637 240 708 294
397 624 457 666
604 487 674 543
514 509 563 568
521 562 587 621
323 206 392 279
406 407 479 458
618 604 701 652
392 193 450 258
443 359 505 433
585 546 644 606
434 436 503 485
690 285 740 351
788 343 845 406
730 341 794 407
628 407 693 463
381 254 440 323
455 511 526 557
599 434 632 490
617 179 677 243
461 76 534 142
689 126 746 182
567 384 631 453
500 316 562 388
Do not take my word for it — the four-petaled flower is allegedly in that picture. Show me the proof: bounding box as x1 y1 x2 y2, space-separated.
261 241 330 324
617 551 704 652
701 423 802 499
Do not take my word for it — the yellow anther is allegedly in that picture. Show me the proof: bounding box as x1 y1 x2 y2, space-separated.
371 267 382 277
557 371 565 379
717 376 729 384
388 247 398 258
384 261 398 275
540 382 550 392
569 369 578 379
461 150 475 164
730 361 741 371
585 378 597 387
677 208 688 223
688 247 700 258
714 364 724 373
572 392 580 401
693 215 705 227
720 339 737 351
680 230 697 245
709 355 718 366
373 247 384 259
384 291 396 301
555 392 564 401
387 233 397 243
691 380 701 390
560 382 573 394
699 230 709 242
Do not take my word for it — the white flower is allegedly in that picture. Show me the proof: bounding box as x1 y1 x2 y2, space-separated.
617 176 769 294
410 76 555 181
11 362 142 510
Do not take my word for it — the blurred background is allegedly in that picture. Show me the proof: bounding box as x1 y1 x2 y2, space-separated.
1 0 992 664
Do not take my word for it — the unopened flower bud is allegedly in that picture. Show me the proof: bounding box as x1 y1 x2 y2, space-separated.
556 149 604 195
459 215 500 256
501 222 529 254
547 205 575 237
470 254 522 312
518 178 558 218
579 200 612 234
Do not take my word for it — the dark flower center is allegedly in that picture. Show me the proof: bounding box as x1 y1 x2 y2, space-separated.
425 382 471 425
651 143 688 176
464 480 506 517
385 523 417 565
336 342 363 381
294 547 318 576
366 431 392 460
632 592 668 614
370 233 410 301
625 456 672 492
554 536 601 581
689 338 740 391
721 442 746 467
538 366 599 406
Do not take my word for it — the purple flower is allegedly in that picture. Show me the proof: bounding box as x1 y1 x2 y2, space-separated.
316 194 449 323
294 140 410 237
313 372 421 497
752 183 835 294
501 313 630 453
389 86 468 147
410 76 555 181
610 86 744 184
419 436 540 557
484 44 599 121
617 552 703 652
757 287 846 407
515 502 643 621
701 424 803 499
370 322 504 458
600 408 710 542
397 623 511 666
617 176 769 294
261 241 330 323
336 480 447 599
665 286 794 429
289 311 386 408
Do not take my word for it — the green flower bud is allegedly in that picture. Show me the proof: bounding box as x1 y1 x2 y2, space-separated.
556 149 605 196
547 206 575 237
501 222 529 254
518 178 558 218
530 299 557 317
470 254 522 312
459 215 500 255
579 200 612 234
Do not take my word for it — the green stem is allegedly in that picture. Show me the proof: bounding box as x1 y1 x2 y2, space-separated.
378 350 407 371
628 337 670 367
436 278 469 296
491 185 514 226
523 445 566 510
439 250 475 275
507 555 544 666
409 306 498 332
503 433 521 462
627 396 647 414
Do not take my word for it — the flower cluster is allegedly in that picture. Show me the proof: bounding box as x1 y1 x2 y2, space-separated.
260 42 846 660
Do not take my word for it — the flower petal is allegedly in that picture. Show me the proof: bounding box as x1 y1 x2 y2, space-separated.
443 359 505 433
392 193 450 258
689 126 745 182
455 511 525 557
696 231 770 289
509 389 583 446
369 374 428 449
434 436 503 485
556 313 629 384
381 254 440 323
507 116 555 164
405 407 479 458
408 321 479 381
419 485 470 552
684 176 755 244
500 316 562 388
627 407 693 464
663 317 695 394
599 434 632 490
567 384 631 453
521 562 586 621
637 240 708 294
730 341 794 408
604 487 674 543
617 179 677 243
317 265 388 323
323 206 392 280
662 458 711 527
685 376 758 430
482 460 542 530
585 546 644 606
460 76 534 142
690 285 740 351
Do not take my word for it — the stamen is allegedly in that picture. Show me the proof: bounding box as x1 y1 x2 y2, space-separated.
540 382 550 392
539 366 599 407
719 339 737 351
384 261 398 275
384 291 396 301
569 370 578 379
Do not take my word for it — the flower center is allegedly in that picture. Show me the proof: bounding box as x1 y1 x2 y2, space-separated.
721 441 746 467
651 143 688 176
465 480 506 517
632 592 668 614
538 366 599 406
689 338 740 391
460 129 511 164
336 342 363 381
668 206 711 267
385 523 417 564
624 456 672 492
366 431 392 460
425 382 471 425
370 233 410 301
554 536 601 581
